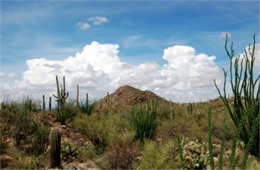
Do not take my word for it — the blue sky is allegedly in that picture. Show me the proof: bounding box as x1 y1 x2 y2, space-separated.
0 0 259 102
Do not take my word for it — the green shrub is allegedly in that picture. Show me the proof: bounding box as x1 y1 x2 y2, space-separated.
177 137 209 169
61 141 79 162
214 34 260 157
78 141 97 161
103 133 138 169
137 140 174 169
73 113 120 154
29 123 50 155
177 136 186 170
130 101 157 142
12 106 36 146
79 100 96 116
57 100 79 125
0 123 8 153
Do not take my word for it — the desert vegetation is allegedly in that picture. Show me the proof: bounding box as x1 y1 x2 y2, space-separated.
0 35 259 169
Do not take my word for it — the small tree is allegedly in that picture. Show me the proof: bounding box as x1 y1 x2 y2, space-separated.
214 34 260 158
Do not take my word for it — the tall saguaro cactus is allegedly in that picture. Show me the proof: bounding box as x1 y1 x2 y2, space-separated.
42 95 45 111
106 92 110 109
49 128 61 168
49 97 52 111
86 93 89 110
53 75 69 112
77 84 79 107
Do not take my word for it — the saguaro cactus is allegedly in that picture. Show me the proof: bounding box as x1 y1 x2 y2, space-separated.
77 84 79 107
86 93 89 110
187 103 193 114
106 92 110 109
49 97 52 111
53 76 69 112
49 128 61 168
42 95 45 111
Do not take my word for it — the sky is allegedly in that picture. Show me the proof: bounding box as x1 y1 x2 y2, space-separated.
0 0 259 103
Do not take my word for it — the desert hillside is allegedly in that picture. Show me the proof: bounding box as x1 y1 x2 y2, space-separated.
1 84 259 169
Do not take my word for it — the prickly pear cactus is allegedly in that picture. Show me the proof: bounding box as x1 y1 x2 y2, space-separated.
50 128 61 168
177 137 209 169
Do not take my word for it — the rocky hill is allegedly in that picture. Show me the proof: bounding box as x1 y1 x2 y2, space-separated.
95 85 174 110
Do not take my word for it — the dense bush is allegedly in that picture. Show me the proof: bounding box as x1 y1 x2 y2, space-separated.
57 100 79 125
177 137 209 169
61 141 79 162
0 123 8 153
29 123 49 155
79 100 96 116
73 113 120 154
130 101 157 142
0 98 49 155
12 104 36 146
104 133 138 169
137 140 175 169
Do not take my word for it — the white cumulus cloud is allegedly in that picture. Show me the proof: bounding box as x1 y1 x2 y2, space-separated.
0 42 223 103
0 72 17 78
88 16 108 25
77 22 91 30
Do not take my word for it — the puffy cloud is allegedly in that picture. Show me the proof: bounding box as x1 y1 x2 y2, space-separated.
77 22 90 30
88 16 108 25
234 44 260 73
253 44 260 68
220 32 231 38
0 41 223 103
0 72 17 78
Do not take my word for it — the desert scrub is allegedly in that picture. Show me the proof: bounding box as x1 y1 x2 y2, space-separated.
101 133 139 169
8 150 40 169
176 137 209 169
0 122 8 153
73 112 121 154
57 99 79 125
79 99 96 116
78 140 97 161
130 101 157 142
136 140 175 169
61 141 79 162
29 122 50 155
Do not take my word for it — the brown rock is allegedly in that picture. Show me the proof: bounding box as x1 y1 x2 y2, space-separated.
0 155 13 168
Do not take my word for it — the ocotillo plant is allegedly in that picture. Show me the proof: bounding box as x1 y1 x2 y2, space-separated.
106 92 110 109
49 128 61 168
53 75 69 112
42 95 45 111
214 34 260 157
29 99 32 112
187 103 193 114
49 97 52 111
77 84 79 107
86 93 89 110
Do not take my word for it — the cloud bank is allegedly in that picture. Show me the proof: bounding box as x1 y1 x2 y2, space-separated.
1 41 226 103
0 72 17 79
